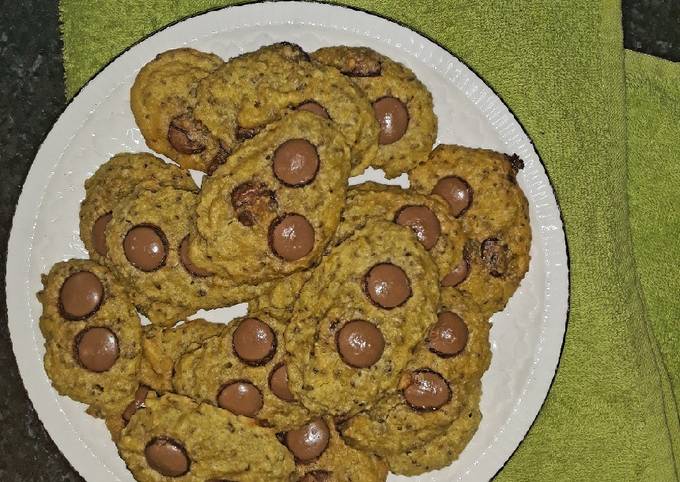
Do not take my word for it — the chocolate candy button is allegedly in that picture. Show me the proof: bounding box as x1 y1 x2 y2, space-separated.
428 312 469 357
481 238 508 277
269 214 315 261
179 236 212 277
285 418 330 463
395 205 441 250
363 263 411 309
296 101 330 119
59 271 104 320
231 181 278 227
441 259 470 287
432 176 472 217
75 327 119 372
167 115 206 154
269 363 295 402
336 320 385 368
123 385 150 423
403 370 451 411
145 437 190 477
123 225 167 272
301 471 331 482
92 212 112 257
273 139 319 187
373 96 409 145
217 381 263 417
232 318 277 365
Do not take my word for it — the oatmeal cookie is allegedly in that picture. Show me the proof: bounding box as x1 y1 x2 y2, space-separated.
130 48 224 171
312 46 437 178
188 110 351 283
285 221 439 417
410 144 532 316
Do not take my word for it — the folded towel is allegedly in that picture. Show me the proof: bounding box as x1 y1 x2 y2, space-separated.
59 1 679 480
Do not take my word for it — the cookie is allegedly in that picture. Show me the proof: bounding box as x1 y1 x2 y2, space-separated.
333 182 467 285
312 46 437 178
105 385 158 443
339 300 490 470
37 259 142 418
140 319 225 392
79 152 197 265
194 42 378 176
247 270 311 322
280 417 388 482
285 221 440 417
188 110 351 283
410 144 532 316
173 312 310 431
385 380 482 475
105 184 266 326
118 393 295 482
130 48 224 172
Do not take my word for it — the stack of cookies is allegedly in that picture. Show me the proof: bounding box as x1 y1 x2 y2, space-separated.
38 42 531 481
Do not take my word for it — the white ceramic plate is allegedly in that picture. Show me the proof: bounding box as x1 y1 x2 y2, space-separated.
6 2 568 481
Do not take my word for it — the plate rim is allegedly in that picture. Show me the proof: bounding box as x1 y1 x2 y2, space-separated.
5 2 569 481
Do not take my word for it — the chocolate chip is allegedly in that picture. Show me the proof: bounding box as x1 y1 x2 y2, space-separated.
395 205 441 250
168 115 207 154
336 320 385 368
75 327 119 373
179 235 212 277
236 126 261 141
269 214 315 261
123 225 167 272
230 181 277 227
403 370 451 411
505 153 524 173
295 101 330 119
59 271 104 320
481 238 508 277
363 263 411 309
269 363 295 402
432 176 472 217
373 96 409 145
92 212 112 257
232 318 277 366
273 139 319 187
339 53 382 77
145 437 190 477
123 385 150 423
285 418 330 463
301 470 331 482
217 381 263 417
428 312 469 357
441 259 470 287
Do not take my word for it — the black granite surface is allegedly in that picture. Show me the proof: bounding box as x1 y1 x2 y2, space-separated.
0 1 678 481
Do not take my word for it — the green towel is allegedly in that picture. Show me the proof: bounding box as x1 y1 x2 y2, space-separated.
59 1 680 480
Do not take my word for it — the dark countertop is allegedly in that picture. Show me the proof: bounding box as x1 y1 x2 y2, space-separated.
0 1 678 481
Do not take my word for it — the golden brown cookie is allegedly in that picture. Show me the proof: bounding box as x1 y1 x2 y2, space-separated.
194 42 379 175
130 48 224 171
79 152 197 265
312 46 437 178
280 417 388 482
173 312 309 431
333 182 467 286
118 393 295 482
410 144 532 316
139 319 225 392
339 299 489 471
38 259 142 418
188 111 351 284
285 221 440 417
105 184 268 326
